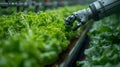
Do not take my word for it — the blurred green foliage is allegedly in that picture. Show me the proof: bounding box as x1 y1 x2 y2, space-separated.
77 14 120 67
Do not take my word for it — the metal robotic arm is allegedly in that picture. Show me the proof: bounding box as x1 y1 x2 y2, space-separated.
65 0 120 31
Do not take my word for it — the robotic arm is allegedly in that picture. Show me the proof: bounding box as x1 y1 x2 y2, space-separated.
65 0 120 31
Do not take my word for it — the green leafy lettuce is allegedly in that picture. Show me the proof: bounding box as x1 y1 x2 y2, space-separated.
77 15 120 67
0 5 87 67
